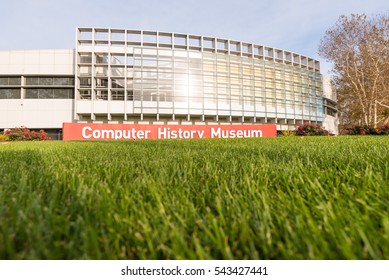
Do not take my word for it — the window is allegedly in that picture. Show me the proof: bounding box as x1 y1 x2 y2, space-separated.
95 66 108 76
111 90 125 100
24 78 74 99
0 77 21 86
0 77 8 85
39 77 53 85
39 89 53 98
127 90 134 100
79 66 92 76
79 90 92 100
25 89 57 99
54 77 73 86
95 78 108 88
96 90 108 100
111 55 125 65
54 89 73 99
111 67 125 76
127 55 134 65
112 79 125 89
96 54 108 64
79 54 92 64
80 78 92 88
26 77 39 85
25 89 39 99
0 89 20 99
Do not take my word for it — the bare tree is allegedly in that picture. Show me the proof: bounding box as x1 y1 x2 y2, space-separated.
319 13 389 127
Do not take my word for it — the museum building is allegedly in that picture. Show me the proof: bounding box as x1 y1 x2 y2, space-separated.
0 27 338 139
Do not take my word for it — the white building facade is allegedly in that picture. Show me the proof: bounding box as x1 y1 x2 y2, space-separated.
0 28 338 138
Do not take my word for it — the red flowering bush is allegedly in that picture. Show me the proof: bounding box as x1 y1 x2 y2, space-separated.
4 127 52 141
342 124 389 135
295 123 329 136
377 124 389 135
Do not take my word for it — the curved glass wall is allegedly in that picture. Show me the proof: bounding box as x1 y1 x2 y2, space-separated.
76 28 325 123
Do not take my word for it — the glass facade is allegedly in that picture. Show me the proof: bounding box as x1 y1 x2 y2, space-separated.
75 28 327 124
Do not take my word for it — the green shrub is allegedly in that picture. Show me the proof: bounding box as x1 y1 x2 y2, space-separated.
281 130 296 137
0 134 10 142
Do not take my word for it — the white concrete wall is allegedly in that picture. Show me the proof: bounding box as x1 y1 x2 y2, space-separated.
0 49 75 75
0 99 73 129
322 75 339 134
324 115 339 135
322 75 336 100
0 49 75 129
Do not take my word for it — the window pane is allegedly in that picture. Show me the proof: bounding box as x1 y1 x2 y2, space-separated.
95 78 108 88
80 77 92 87
0 89 20 99
9 77 21 85
112 79 125 88
111 91 125 100
80 66 92 75
54 77 69 85
96 90 108 100
96 54 108 64
79 90 91 100
80 54 92 63
26 89 39 98
39 77 53 85
26 77 39 85
54 89 69 99
0 77 8 85
39 88 53 98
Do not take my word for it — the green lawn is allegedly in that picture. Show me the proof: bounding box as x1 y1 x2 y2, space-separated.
0 136 388 259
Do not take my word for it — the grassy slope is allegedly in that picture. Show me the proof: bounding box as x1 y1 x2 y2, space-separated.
0 136 388 259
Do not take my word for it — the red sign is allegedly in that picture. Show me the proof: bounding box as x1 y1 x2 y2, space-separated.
62 123 276 140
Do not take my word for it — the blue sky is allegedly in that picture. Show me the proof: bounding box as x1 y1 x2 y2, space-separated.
1 0 387 73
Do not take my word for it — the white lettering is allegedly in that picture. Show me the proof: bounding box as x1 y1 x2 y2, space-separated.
82 126 92 139
123 130 131 139
92 130 100 139
80 126 264 140
211 127 220 138
158 127 167 139
101 130 114 139
115 130 123 140
136 130 145 139
182 130 191 138
252 130 262 137
211 128 263 138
